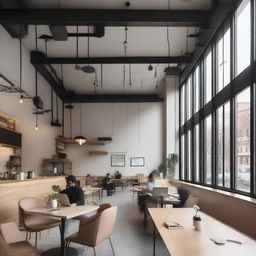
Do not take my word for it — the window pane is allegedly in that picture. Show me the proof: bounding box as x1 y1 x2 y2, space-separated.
205 115 212 184
224 102 231 188
195 124 200 182
187 131 192 181
205 51 212 104
187 77 192 120
235 0 251 75
194 66 200 113
235 88 250 192
223 29 230 86
181 135 185 180
217 29 231 92
217 106 224 186
181 85 185 125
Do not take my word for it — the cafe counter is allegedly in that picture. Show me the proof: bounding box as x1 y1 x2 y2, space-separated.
0 176 66 224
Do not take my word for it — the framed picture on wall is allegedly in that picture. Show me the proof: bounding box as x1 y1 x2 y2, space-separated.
111 154 125 167
130 157 145 167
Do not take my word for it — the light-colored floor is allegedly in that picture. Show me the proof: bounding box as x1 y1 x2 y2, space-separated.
23 188 169 256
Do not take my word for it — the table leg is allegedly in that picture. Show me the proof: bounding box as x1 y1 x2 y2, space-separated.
60 218 66 256
153 223 156 256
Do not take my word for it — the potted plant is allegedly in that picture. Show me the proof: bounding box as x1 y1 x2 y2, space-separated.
155 153 179 179
5 161 14 179
46 185 61 208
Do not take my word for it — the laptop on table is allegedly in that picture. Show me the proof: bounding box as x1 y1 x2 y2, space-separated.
56 193 71 207
152 187 169 197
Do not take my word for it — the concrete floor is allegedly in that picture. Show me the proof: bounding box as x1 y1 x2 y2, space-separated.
23 189 169 256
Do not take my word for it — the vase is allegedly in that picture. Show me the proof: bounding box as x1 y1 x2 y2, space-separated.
50 199 58 208
160 172 163 179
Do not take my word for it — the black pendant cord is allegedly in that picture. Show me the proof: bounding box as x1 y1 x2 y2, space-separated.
185 27 189 55
19 24 22 94
79 103 82 135
56 93 59 121
62 101 64 136
70 108 72 139
166 0 171 67
123 64 126 89
129 63 132 86
101 64 103 87
87 26 90 59
51 88 54 123
123 26 128 89
35 24 38 129
76 25 79 58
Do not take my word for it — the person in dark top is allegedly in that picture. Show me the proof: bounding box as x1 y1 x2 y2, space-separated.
103 173 115 196
61 175 84 206
115 171 122 179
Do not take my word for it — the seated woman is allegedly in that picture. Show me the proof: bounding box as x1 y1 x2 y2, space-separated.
102 173 115 196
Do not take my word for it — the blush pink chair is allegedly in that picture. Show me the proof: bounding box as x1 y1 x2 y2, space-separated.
19 197 60 248
65 203 117 256
0 222 39 256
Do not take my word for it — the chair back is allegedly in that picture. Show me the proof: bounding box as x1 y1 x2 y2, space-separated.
0 223 24 244
19 197 45 228
0 233 13 256
96 206 117 245
173 188 189 208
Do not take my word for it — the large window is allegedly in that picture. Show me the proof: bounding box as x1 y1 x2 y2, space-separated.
181 85 185 125
179 0 254 197
235 88 250 192
235 0 251 75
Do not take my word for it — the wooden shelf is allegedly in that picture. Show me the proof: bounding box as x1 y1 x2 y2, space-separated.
89 150 108 155
43 158 71 163
56 137 105 145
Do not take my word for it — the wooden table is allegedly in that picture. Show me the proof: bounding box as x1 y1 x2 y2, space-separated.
148 208 256 256
83 187 103 204
26 205 98 256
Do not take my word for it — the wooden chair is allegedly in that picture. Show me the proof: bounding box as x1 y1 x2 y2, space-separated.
19 197 60 248
66 204 117 256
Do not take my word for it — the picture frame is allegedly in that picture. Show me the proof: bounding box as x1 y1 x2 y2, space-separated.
111 154 125 167
56 142 65 152
130 157 145 167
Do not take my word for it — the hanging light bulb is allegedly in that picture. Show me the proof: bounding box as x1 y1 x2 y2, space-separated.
35 125 39 131
19 95 23 104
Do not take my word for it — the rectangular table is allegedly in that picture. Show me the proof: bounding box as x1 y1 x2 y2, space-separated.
26 204 98 256
149 208 256 256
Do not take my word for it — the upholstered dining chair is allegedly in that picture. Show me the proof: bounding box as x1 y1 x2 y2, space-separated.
19 197 60 248
65 204 117 256
0 222 39 256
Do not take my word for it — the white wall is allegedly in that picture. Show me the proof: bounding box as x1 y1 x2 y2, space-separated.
64 102 164 177
0 26 61 175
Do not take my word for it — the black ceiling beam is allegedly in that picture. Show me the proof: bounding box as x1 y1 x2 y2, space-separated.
0 0 27 38
0 9 210 27
31 51 192 65
31 63 67 100
64 94 164 103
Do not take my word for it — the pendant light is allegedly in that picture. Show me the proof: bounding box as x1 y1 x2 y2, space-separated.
74 103 86 145
81 26 95 73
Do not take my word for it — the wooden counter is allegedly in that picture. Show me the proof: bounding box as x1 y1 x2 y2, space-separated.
0 176 66 225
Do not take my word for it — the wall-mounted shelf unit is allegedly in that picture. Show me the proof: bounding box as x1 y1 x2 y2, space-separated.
42 158 72 176
89 150 108 155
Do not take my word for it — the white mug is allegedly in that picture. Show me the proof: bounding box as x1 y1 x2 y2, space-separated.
194 220 201 231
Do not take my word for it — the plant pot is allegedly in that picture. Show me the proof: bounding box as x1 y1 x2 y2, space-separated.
50 199 58 208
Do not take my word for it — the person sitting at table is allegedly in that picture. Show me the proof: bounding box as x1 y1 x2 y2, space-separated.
61 175 84 206
60 175 88 238
115 170 122 179
102 173 115 196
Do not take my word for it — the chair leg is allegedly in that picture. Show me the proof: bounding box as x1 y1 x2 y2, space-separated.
26 231 28 241
35 232 38 248
109 237 115 256
29 231 32 240
93 247 97 256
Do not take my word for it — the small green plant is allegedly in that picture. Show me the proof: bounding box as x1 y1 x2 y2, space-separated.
5 161 14 171
45 185 61 204
156 153 179 179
